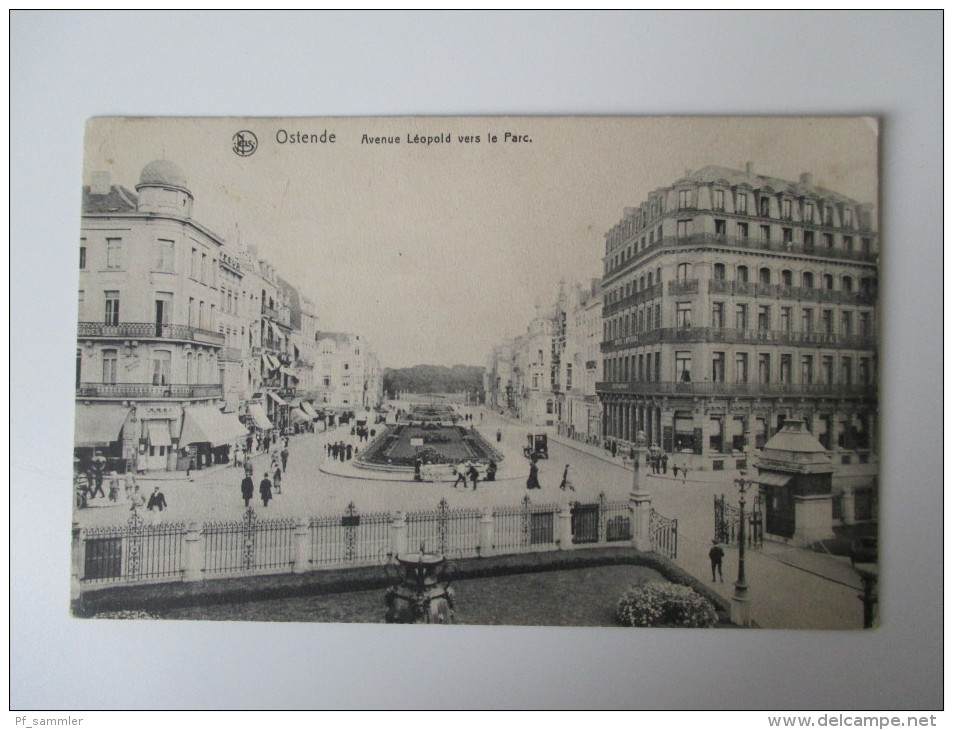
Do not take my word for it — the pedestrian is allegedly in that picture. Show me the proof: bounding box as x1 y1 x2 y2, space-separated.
90 454 106 499
241 473 254 507
672 464 679 478
526 460 541 490
260 473 273 507
485 460 497 482
147 485 167 511
709 540 725 582
414 457 423 482
235 445 244 469
346 443 353 460
452 464 468 489
108 472 121 502
558 464 576 491
467 463 479 491
187 457 196 478
129 484 146 511
662 453 668 474
338 442 346 462
273 466 282 494
611 441 617 458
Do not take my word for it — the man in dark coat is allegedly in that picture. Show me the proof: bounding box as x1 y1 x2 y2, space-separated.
281 447 289 471
708 540 725 582
260 473 273 507
241 473 254 507
346 443 353 460
147 486 167 511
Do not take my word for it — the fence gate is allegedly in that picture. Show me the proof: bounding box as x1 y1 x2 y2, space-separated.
714 493 763 548
571 502 599 544
650 509 677 559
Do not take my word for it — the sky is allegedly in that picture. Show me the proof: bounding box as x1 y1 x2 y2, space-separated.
83 116 878 368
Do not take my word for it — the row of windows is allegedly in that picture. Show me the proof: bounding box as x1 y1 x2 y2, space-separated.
708 263 875 292
608 185 869 251
604 302 873 341
604 351 873 386
81 348 220 386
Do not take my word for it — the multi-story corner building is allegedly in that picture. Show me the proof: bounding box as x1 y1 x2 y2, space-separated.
596 164 878 469
76 160 247 472
314 332 381 409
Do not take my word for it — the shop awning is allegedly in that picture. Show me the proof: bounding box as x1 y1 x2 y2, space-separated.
268 391 288 407
300 401 318 419
756 470 793 488
180 405 248 446
247 403 273 430
279 366 297 379
290 407 308 423
147 422 172 447
262 354 281 372
74 405 130 447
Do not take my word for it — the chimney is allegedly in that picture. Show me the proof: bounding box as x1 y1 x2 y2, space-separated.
745 161 754 176
800 172 813 187
89 171 111 195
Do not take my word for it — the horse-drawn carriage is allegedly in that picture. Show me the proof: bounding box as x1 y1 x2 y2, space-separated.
523 432 549 460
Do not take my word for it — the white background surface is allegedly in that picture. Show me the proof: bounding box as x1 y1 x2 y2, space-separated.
10 11 943 710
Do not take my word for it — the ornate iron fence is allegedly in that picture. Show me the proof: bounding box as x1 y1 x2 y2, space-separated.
493 496 559 552
82 512 186 584
309 502 392 568
202 509 297 576
713 493 763 549
405 498 481 559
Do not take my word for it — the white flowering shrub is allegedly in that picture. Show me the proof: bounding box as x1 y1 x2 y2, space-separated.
616 582 718 628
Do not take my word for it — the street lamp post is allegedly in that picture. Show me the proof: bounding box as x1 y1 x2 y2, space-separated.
730 473 753 626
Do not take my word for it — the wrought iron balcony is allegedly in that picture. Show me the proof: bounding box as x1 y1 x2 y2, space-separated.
78 322 225 346
604 232 878 279
595 381 876 399
708 278 877 305
601 326 876 352
76 382 223 399
667 279 699 296
603 282 663 317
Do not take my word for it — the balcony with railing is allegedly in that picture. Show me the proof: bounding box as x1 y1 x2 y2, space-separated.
78 322 225 346
604 232 878 279
601 326 876 352
667 279 699 296
595 381 876 399
603 282 663 317
708 278 877 305
76 382 223 399
261 303 280 320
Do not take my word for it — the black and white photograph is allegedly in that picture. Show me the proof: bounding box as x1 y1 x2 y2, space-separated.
71 116 880 631
11 10 942 714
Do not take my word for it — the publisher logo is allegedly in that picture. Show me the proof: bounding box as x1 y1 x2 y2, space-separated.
232 130 258 157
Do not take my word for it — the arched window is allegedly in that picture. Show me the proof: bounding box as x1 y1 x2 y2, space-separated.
736 265 749 283
677 263 691 282
802 272 814 288
640 275 646 290
842 276 853 292
713 263 726 281
759 267 771 285
781 269 793 286
823 274 834 290
647 272 653 287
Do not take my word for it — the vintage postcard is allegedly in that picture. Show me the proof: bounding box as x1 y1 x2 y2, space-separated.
71 116 879 629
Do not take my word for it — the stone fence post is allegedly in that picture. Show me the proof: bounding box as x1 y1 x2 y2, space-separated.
390 511 407 559
71 522 83 601
292 518 310 574
629 490 653 552
478 507 494 557
182 522 203 582
557 502 574 549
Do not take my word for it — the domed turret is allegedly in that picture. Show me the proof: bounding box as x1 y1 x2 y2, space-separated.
136 159 193 217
